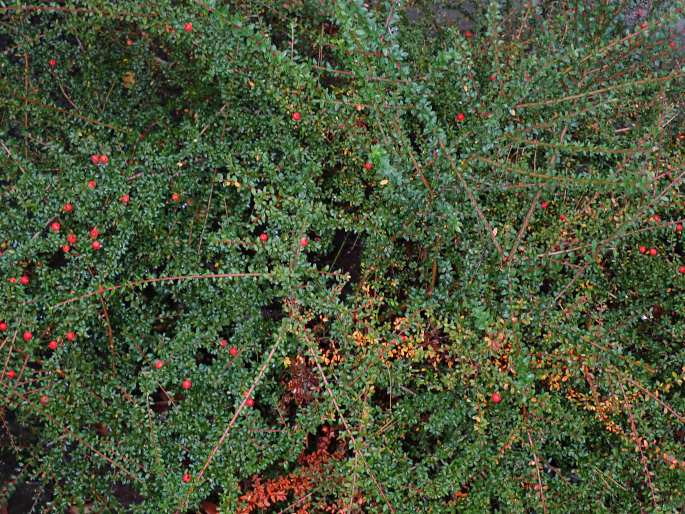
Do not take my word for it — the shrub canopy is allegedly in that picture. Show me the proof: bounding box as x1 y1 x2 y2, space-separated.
1 1 685 512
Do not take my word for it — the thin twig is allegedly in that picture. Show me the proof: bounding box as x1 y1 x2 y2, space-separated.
440 142 505 259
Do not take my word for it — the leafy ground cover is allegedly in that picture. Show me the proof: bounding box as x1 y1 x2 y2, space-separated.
1 1 685 512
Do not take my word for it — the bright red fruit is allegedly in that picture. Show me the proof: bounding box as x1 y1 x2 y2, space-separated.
182 473 191 483
670 40 678 50
259 233 268 242
540 201 549 209
455 112 465 122
48 340 58 351
91 241 102 251
63 203 74 213
363 161 373 171
90 154 100 165
245 397 255 407
48 58 57 68
67 233 77 244
89 227 100 239
23 331 33 342
171 193 180 202
0 321 7 331
100 155 109 165
300 237 309 247
677 223 683 233
20 275 29 285
559 215 567 222
66 331 76 342
62 245 71 253
39 395 49 406
679 266 685 274
491 392 502 404
649 248 657 256
7 370 15 379
154 359 164 369
50 221 61 233
229 346 238 357
639 245 647 254
464 30 473 39
87 179 96 189
182 379 192 390
184 22 193 32
220 339 228 348
120 193 130 204
489 74 497 81
291 111 301 122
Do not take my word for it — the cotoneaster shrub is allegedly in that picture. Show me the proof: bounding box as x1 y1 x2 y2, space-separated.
1 1 684 512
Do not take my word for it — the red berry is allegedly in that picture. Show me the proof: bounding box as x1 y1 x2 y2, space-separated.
7 370 15 379
491 392 502 404
91 154 101 165
489 74 497 81
183 22 193 32
154 359 164 369
126 38 134 46
20 275 29 285
245 397 255 407
220 339 228 348
100 155 109 166
120 193 130 204
182 473 192 483
229 346 238 357
50 221 61 233
639 245 647 254
676 223 683 233
540 201 549 209
300 237 309 248
669 40 678 50
652 214 661 223
87 179 96 189
559 215 567 222
62 245 71 253
259 233 268 242
67 233 77 244
455 112 465 122
182 379 192 390
63 202 74 213
66 331 76 342
171 193 180 202
649 248 657 256
89 227 100 239
363 161 373 171
291 111 301 122
91 241 102 251
48 340 58 351
23 331 33 342
48 58 57 68
678 265 685 274
8 277 17 284
0 321 7 331
39 395 49 406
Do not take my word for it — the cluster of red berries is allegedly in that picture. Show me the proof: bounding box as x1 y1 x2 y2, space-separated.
639 246 658 257
90 154 109 166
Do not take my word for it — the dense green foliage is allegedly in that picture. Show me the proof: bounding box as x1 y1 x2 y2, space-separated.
1 1 685 512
